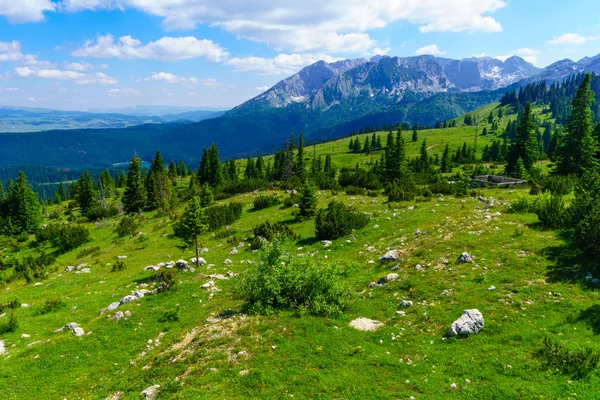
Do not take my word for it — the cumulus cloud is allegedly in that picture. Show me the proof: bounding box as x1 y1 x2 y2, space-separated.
548 33 600 45
0 0 55 23
15 66 118 84
56 0 506 53
415 44 446 56
66 61 94 71
226 53 339 75
140 72 223 87
72 34 229 62
0 41 23 61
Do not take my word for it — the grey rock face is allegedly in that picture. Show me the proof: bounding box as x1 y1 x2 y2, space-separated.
457 252 473 263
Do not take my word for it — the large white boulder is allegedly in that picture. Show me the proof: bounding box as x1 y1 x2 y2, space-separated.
447 309 484 337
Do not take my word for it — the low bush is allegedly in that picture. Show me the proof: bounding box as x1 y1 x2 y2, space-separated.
534 195 566 229
36 299 66 315
158 309 180 323
0 298 20 313
0 314 18 334
344 186 366 196
9 252 56 283
36 223 90 251
156 269 178 291
111 260 127 272
253 220 298 242
537 336 600 379
506 197 534 214
239 245 355 316
386 179 417 202
85 205 119 221
253 195 280 211
205 202 243 231
315 201 370 240
115 215 139 237
282 193 301 208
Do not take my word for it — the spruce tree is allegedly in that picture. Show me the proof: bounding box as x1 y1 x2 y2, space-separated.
207 144 223 187
506 102 539 176
199 183 214 207
77 171 96 216
363 137 371 153
244 158 257 180
352 137 362 153
419 140 430 171
298 183 317 219
146 151 171 210
174 197 208 268
441 144 451 173
554 73 599 176
412 126 418 142
0 181 5 202
99 169 115 197
5 171 42 234
168 160 177 180
226 160 238 183
296 132 305 180
256 155 265 180
122 156 147 214
57 182 67 201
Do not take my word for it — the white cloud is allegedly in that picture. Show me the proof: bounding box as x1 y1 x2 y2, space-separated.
0 41 23 61
548 33 600 45
58 0 505 53
415 44 446 56
0 0 55 23
226 53 339 75
15 66 118 84
0 87 20 91
495 48 541 64
72 34 229 62
106 88 140 96
66 61 94 71
140 72 224 87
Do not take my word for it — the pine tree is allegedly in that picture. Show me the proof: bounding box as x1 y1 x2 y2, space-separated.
441 144 451 173
412 126 418 142
197 148 210 185
122 156 147 214
146 151 171 210
4 171 42 234
244 158 257 180
298 183 317 219
498 107 504 119
256 155 265 180
282 135 295 181
352 137 362 153
324 154 334 177
0 181 6 202
488 111 494 124
506 102 539 176
363 137 371 153
57 181 67 201
99 169 115 197
513 157 526 179
199 183 214 207
174 197 208 268
348 138 354 152
168 160 177 180
554 73 599 176
419 140 430 171
296 132 305 180
77 171 96 216
376 135 382 149
226 160 238 183
371 133 377 149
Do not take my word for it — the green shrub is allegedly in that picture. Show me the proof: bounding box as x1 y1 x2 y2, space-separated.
205 202 243 231
506 197 534 214
77 246 100 259
111 260 127 272
344 186 366 196
115 215 139 237
282 193 301 208
59 225 90 251
36 299 66 315
253 195 280 211
385 179 417 202
253 220 298 242
0 298 20 313
534 195 566 229
537 336 600 379
158 310 180 322
0 314 18 334
315 201 370 240
9 252 56 283
156 269 178 291
239 245 355 316
85 205 119 221
573 207 600 257
214 228 237 240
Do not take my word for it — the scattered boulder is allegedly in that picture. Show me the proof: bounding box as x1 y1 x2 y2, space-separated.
113 311 124 322
125 310 132 318
191 257 207 265
55 322 80 333
321 240 333 247
144 265 160 271
0 340 5 355
229 247 238 255
120 295 137 305
399 300 413 307
100 302 120 315
377 273 399 285
175 259 189 269
457 252 473 263
379 249 403 264
72 327 85 336
447 309 484 337
140 385 160 400
477 196 488 203
105 392 124 400
349 317 384 332
223 259 232 265
117 255 127 259
21 334 31 339
64 266 75 272
414 264 424 271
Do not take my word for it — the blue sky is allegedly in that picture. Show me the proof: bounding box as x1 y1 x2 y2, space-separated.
1 0 600 111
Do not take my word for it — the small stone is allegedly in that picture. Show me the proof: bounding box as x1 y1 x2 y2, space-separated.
140 385 160 400
113 311 124 322
399 300 413 308
457 252 473 263
72 327 85 336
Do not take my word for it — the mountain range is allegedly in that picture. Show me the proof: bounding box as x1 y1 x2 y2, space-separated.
0 53 597 169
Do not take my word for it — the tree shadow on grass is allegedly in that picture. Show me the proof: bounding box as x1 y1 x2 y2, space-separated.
574 305 600 335
542 231 599 287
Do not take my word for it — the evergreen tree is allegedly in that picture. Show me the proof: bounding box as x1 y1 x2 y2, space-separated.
376 135 382 148
197 148 210 185
554 73 599 176
146 151 171 210
371 133 377 149
256 155 265 180
244 158 257 180
498 107 504 119
0 181 5 202
57 181 67 201
99 169 115 197
352 137 362 153
412 126 418 142
199 183 214 207
348 138 354 152
282 135 295 181
324 154 334 177
440 144 451 173
296 132 305 180
419 140 430 171
482 127 488 136
513 157 526 179
226 160 238 183
76 171 96 216
168 160 177 180
506 102 539 176
298 183 317 219
363 137 371 153
488 111 494 124
4 171 42 234
122 156 147 214
174 197 208 268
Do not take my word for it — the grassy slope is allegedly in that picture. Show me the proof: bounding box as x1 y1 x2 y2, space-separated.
1 102 595 399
